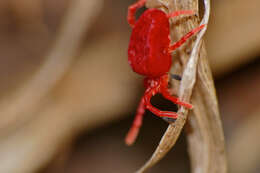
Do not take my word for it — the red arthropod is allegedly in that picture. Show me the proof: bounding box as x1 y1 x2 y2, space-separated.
125 0 205 145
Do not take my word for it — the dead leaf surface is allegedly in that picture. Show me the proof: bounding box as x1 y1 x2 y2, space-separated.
137 0 227 172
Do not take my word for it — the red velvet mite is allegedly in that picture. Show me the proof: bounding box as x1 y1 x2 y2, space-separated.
125 0 205 145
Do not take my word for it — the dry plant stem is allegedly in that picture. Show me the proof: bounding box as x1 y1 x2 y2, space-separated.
137 0 226 172
0 0 103 132
187 46 227 173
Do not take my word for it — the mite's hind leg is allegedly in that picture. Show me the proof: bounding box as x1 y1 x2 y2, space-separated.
125 97 146 146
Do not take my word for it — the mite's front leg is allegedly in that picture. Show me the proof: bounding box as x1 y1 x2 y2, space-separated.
127 0 146 27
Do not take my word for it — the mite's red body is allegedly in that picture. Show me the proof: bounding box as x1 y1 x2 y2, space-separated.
125 0 205 145
128 9 171 77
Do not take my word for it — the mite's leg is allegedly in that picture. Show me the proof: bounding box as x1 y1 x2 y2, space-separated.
167 10 194 19
160 74 193 109
161 88 193 109
146 103 179 119
168 24 205 53
127 0 146 27
144 88 179 119
125 97 146 146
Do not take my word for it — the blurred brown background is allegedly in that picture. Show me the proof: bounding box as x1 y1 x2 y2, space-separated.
0 0 259 173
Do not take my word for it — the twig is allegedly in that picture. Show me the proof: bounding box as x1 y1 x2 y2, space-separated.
137 0 227 172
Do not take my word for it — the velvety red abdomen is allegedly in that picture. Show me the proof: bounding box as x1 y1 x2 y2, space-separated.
128 9 171 77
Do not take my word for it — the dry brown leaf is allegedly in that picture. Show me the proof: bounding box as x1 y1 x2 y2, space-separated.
137 0 227 172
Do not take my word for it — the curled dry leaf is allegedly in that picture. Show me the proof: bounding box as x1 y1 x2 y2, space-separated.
137 0 227 173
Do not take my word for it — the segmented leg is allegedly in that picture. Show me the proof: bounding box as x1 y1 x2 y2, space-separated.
144 87 179 119
160 74 193 109
146 103 178 119
166 10 194 19
127 0 146 27
168 24 205 53
125 75 193 145
125 97 146 145
161 88 193 109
